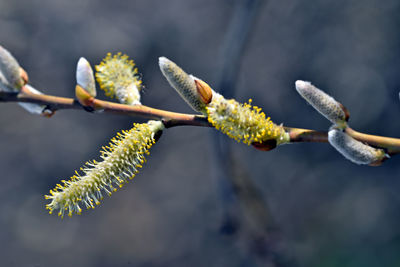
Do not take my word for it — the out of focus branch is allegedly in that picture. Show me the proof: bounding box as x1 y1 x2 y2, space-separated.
210 0 293 266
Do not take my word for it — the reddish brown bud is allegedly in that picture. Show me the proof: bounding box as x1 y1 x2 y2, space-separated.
19 67 29 85
194 79 212 104
75 84 94 107
252 139 277 151
339 103 350 122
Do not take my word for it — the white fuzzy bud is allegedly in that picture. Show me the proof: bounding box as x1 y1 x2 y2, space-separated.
0 45 24 90
296 80 348 127
328 128 386 165
76 57 96 97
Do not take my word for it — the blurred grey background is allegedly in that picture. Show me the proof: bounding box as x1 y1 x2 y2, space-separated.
1 0 400 266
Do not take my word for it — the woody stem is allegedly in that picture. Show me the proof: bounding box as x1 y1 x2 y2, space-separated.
1 88 400 154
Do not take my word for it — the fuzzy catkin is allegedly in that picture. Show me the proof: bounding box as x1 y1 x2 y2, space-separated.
296 80 347 126
328 128 385 165
95 53 142 105
45 120 164 218
159 57 207 113
206 92 289 145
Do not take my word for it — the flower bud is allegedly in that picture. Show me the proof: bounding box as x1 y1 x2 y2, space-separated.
328 128 386 165
296 80 349 127
194 79 212 105
0 45 24 90
76 57 96 97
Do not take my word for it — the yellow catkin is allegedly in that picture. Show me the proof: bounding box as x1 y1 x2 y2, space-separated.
45 120 164 218
95 53 142 105
206 92 289 145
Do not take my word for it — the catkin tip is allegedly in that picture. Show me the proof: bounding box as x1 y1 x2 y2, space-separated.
158 56 169 67
295 80 309 92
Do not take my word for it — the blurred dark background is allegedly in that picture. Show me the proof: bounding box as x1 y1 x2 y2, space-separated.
1 0 400 266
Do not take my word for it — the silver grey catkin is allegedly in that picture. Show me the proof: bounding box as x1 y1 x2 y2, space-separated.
296 80 347 127
328 128 386 165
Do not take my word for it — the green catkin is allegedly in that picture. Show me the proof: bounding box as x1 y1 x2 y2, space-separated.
45 120 164 218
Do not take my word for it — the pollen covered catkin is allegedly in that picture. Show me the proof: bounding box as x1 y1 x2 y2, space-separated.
328 128 386 165
45 120 164 218
206 92 289 146
95 53 142 105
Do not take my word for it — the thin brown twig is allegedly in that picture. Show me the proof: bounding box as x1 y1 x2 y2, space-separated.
286 127 328 143
287 126 400 155
0 87 210 128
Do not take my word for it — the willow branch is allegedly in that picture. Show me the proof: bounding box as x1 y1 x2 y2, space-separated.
286 126 400 156
1 87 400 155
0 88 79 110
286 127 328 143
0 86 210 128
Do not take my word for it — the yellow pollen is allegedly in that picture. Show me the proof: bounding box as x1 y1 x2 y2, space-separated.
95 52 142 105
45 120 164 218
206 93 288 146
